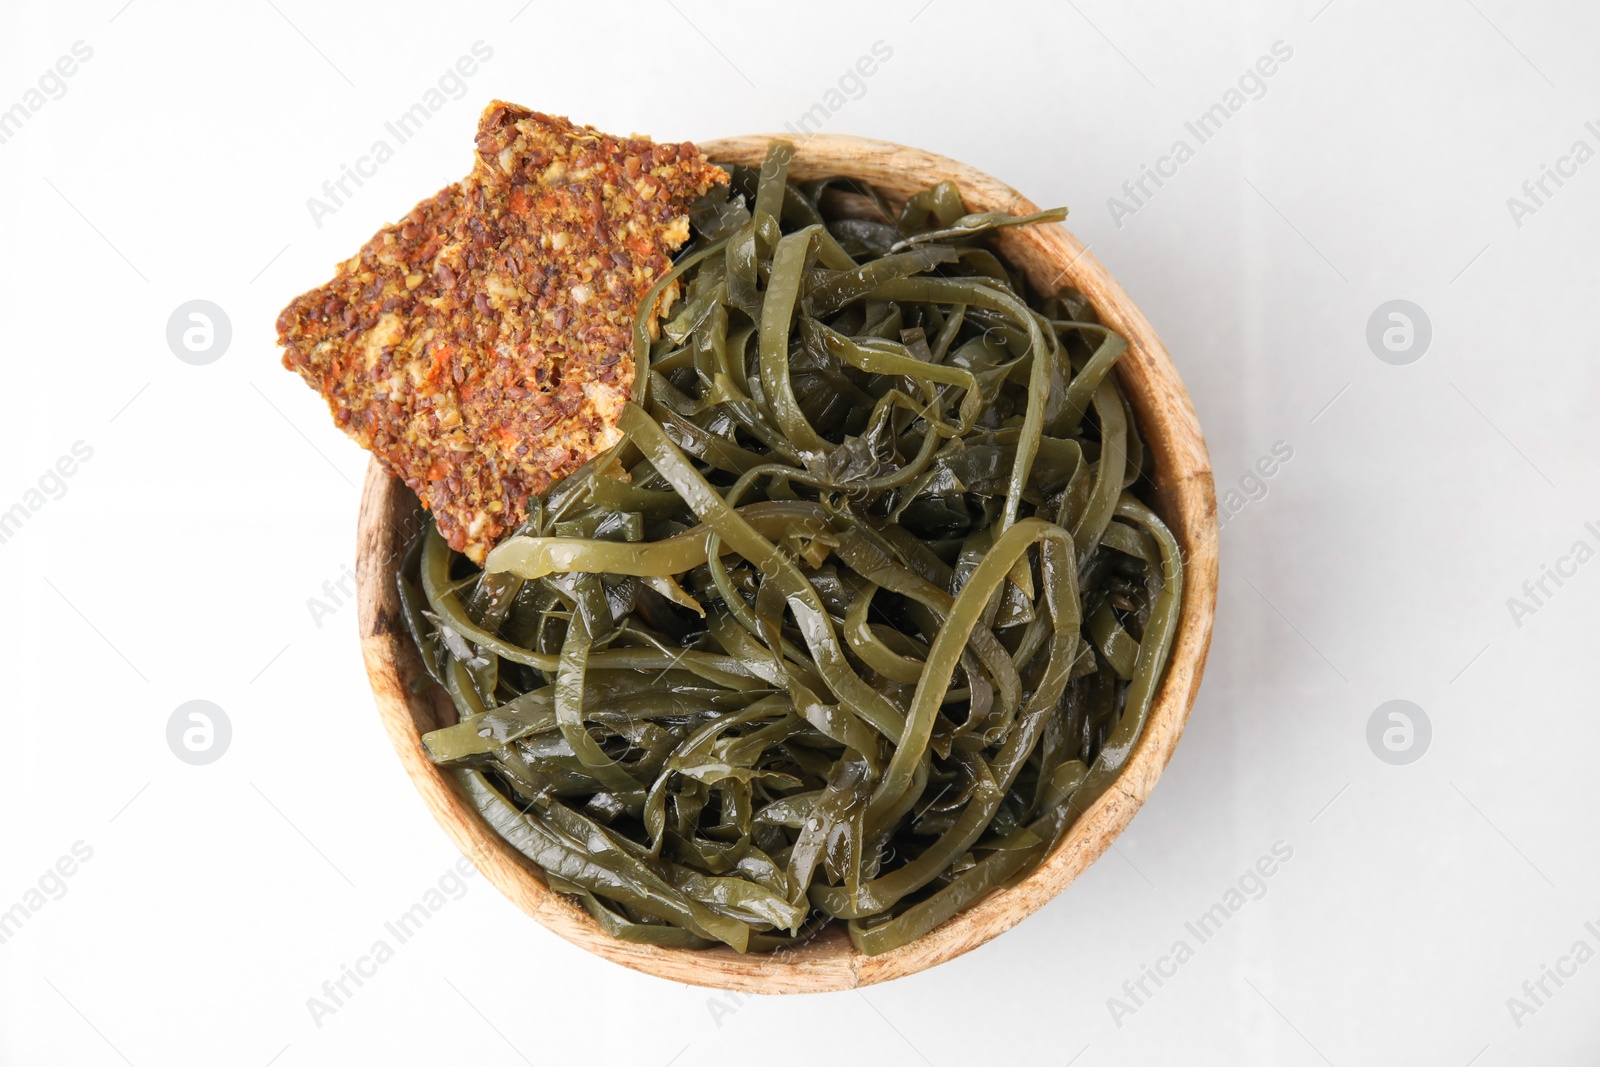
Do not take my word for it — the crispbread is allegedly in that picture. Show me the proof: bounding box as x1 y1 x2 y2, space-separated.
278 102 726 561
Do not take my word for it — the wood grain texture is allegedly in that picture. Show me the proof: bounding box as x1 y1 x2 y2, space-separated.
355 134 1219 993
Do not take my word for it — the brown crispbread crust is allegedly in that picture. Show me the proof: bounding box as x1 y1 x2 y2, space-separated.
277 102 726 561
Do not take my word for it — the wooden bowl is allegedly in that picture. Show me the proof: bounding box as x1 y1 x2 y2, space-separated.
355 134 1218 993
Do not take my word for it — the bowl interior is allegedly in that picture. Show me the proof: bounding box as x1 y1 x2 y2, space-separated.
355 133 1218 993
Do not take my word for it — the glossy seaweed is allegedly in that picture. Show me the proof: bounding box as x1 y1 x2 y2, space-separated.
400 143 1183 955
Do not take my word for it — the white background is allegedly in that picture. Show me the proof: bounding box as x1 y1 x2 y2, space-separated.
2 1 1596 1063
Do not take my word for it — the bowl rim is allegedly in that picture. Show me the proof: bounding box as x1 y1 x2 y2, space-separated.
354 132 1219 994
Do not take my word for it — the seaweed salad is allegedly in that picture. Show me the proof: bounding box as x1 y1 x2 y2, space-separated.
398 142 1183 955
